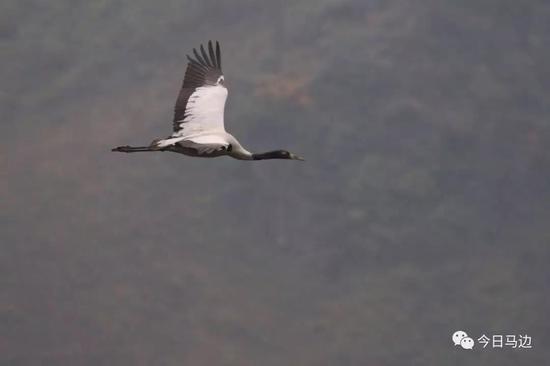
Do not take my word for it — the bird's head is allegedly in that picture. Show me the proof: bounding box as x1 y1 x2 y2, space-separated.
278 150 304 160
253 150 304 161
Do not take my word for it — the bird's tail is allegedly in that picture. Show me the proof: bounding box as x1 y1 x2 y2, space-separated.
111 145 156 153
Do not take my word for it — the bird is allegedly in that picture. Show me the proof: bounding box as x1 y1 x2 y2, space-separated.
112 41 304 161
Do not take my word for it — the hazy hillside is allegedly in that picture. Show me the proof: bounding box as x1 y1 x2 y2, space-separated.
1 1 549 365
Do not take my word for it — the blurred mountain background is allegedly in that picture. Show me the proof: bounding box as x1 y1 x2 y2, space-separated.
1 0 549 365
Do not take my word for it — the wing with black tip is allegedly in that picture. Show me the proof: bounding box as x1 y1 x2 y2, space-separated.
172 41 227 137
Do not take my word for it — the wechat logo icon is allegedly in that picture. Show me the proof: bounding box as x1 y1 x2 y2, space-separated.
453 330 474 350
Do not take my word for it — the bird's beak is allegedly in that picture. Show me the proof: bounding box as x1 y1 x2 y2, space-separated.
290 153 305 161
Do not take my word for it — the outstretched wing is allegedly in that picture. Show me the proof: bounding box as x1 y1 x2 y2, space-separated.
172 41 227 138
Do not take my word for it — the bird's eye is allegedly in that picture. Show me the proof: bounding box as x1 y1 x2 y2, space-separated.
217 76 224 85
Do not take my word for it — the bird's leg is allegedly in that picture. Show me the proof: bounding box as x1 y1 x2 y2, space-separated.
111 145 158 153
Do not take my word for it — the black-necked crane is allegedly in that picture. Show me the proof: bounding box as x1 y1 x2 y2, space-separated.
112 41 304 161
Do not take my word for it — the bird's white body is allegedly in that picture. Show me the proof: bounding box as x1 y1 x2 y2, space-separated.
156 131 252 159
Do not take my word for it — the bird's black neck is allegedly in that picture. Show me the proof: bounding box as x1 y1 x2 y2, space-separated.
252 150 286 160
